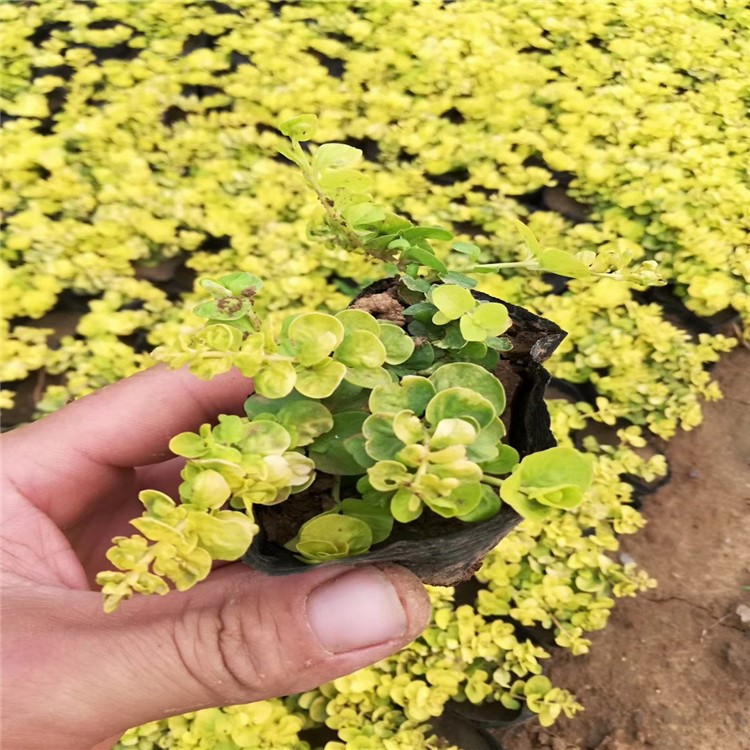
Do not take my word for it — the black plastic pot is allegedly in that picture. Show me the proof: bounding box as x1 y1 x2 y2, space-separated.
430 712 508 750
300 713 508 750
445 700 534 730
243 278 566 586
635 283 740 336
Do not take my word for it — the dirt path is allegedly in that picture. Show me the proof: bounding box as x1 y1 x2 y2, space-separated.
499 348 750 750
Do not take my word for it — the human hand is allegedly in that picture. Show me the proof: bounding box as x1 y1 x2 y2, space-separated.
0 366 431 750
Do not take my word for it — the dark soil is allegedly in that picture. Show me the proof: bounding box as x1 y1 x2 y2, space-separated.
497 348 750 750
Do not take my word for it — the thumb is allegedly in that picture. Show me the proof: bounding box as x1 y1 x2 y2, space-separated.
37 564 430 747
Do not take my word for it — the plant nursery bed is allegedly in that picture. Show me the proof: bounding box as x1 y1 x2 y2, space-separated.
498 348 750 750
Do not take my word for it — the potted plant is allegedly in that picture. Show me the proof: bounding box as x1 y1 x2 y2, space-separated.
97 114 604 612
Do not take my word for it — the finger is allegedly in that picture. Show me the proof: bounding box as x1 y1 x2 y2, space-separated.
2 365 252 527
136 456 186 496
6 565 431 748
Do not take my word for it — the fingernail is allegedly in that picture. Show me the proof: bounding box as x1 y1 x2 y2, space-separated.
307 567 408 653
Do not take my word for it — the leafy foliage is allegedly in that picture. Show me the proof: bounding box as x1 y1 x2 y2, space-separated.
98 115 605 606
153 287 415 397
500 447 594 520
1 0 744 741
97 413 319 612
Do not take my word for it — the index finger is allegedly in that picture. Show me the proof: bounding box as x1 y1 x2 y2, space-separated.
2 365 252 527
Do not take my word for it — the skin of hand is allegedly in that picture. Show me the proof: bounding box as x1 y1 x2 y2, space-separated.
0 366 431 750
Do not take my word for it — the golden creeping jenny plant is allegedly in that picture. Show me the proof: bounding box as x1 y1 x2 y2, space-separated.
98 115 609 613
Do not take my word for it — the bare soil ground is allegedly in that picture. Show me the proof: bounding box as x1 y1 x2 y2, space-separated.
498 348 750 750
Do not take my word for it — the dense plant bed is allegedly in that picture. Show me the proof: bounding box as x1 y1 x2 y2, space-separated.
1 1 745 747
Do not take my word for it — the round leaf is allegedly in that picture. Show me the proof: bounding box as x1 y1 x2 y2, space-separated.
425 387 496 429
431 285 476 321
169 432 207 459
193 458 246 491
466 418 506 462
480 444 519 475
294 539 339 560
518 447 594 491
191 510 258 560
458 484 502 523
343 365 392 390
295 359 347 399
335 309 381 336
288 312 344 366
500 447 593 519
212 414 246 445
308 411 367 475
369 376 435 416
277 400 334 446
241 420 292 456
426 482 482 518
430 362 506 416
335 330 387 369
297 513 372 556
430 418 477 449
322 380 369 413
279 113 318 141
189 469 232 510
471 302 510 332
312 143 362 172
458 314 486 342
340 496 394 545
343 434 375 469
402 341 435 371
245 390 302 419
392 410 424 444
254 359 296 399
390 488 423 523
524 676 553 697
363 414 405 461
378 322 415 364
460 303 511 342
201 324 243 352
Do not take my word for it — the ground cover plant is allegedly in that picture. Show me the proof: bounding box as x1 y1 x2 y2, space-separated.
1 1 746 748
97 115 611 612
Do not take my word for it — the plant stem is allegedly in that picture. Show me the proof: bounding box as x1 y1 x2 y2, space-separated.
292 139 398 265
471 260 539 271
293 141 361 246
332 475 341 505
481 475 504 488
245 309 263 331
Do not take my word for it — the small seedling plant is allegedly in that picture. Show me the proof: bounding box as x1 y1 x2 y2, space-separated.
97 115 658 613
